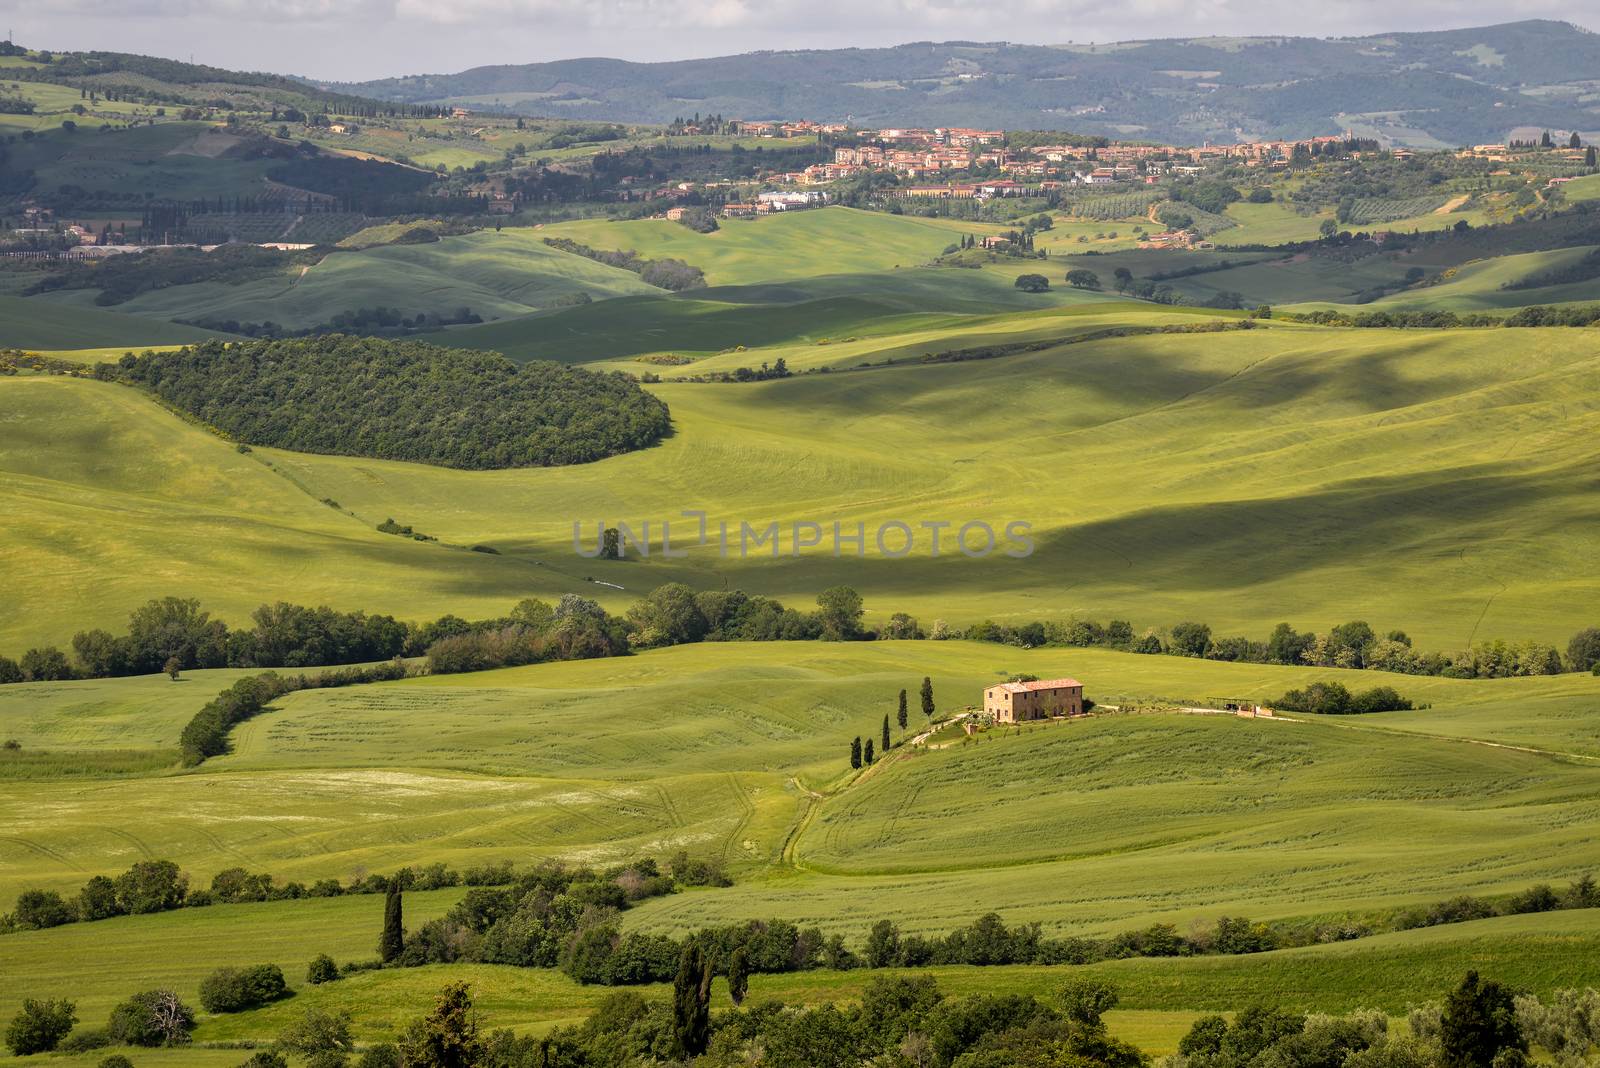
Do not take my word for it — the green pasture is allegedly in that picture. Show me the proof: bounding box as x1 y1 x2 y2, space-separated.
3 122 281 203
0 376 604 654
1355 245 1600 311
265 324 1599 650
0 294 219 349
7 640 1600 933
4 320 1599 653
33 230 659 330
432 279 1176 368
7 908 1600 1062
534 208 983 286
6 635 1600 1059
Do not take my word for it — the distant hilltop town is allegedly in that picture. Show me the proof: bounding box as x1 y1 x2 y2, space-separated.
657 116 1378 205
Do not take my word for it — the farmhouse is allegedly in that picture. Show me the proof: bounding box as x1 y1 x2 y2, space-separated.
982 678 1084 723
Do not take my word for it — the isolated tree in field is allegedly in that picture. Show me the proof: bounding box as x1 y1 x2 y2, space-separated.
5 998 76 1055
864 738 875 764
816 586 864 641
11 889 73 929
1169 621 1212 658
897 689 908 730
1571 131 1583 149
1014 273 1050 293
306 954 339 985
107 990 194 1047
670 944 712 1059
850 736 862 769
379 882 404 963
1065 268 1100 289
398 982 480 1068
164 656 181 681
1113 266 1134 291
114 859 186 914
1567 627 1600 673
1058 979 1119 1028
920 677 935 719
599 527 621 560
277 1008 355 1066
1442 971 1525 1068
726 947 750 1006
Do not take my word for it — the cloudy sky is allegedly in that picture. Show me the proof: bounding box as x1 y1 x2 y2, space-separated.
0 0 1591 81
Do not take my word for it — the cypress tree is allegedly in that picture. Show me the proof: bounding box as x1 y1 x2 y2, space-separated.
379 882 404 962
882 714 891 753
865 738 875 764
727 947 750 1006
920 676 935 719
850 736 862 769
670 943 712 1059
897 689 908 730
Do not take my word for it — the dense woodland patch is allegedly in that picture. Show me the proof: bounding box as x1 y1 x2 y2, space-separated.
100 336 670 469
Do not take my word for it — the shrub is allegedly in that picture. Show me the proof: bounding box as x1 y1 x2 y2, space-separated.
114 860 187 914
356 1045 401 1068
10 889 74 929
199 965 291 1013
106 991 195 1047
60 1029 113 1053
307 954 340 985
1568 627 1600 673
99 1057 134 1068
1277 681 1412 715
6 998 77 1055
238 1054 287 1068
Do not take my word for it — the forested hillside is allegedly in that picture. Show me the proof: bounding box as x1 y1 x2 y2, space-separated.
347 20 1600 145
102 337 671 468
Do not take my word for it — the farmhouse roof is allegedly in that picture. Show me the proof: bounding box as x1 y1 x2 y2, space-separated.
998 677 1082 693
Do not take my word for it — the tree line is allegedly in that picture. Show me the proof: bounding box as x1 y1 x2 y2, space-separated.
541 237 708 291
940 616 1600 681
366 873 1600 992
1287 304 1600 329
6 593 1593 697
10 964 1581 1068
98 336 673 470
2 853 727 936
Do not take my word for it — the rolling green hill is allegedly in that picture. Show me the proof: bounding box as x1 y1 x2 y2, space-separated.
32 229 660 331
535 208 988 287
0 293 220 349
4 319 1599 652
5 641 1600 1056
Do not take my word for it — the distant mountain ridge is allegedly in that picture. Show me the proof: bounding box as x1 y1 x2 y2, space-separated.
343 19 1600 146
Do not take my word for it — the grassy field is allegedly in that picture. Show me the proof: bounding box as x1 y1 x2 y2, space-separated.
2 123 283 202
1353 245 1600 311
534 208 991 287
7 907 1600 1062
4 318 1599 653
0 294 220 349
4 183 1600 1055
7 641 1600 919
6 640 1600 1058
32 230 661 331
432 281 1187 369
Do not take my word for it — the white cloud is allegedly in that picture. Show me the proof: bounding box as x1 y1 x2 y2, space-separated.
0 0 1592 79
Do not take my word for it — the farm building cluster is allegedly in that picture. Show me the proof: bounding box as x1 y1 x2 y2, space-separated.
982 677 1085 723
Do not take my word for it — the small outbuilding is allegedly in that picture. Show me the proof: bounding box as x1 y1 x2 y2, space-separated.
983 678 1084 723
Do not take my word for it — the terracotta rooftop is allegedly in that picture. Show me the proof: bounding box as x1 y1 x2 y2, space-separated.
997 677 1082 693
